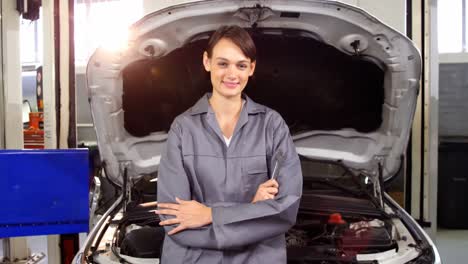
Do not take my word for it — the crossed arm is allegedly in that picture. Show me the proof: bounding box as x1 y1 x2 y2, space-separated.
156 179 280 235
156 118 302 250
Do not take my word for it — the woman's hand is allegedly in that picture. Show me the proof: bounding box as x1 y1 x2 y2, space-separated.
252 179 279 203
156 197 212 235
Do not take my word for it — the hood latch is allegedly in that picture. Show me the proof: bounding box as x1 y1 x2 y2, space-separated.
234 5 274 27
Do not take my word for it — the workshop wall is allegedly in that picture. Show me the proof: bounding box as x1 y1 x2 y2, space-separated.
439 63 468 137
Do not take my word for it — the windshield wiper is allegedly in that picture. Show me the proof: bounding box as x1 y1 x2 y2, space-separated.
299 155 386 213
306 178 364 198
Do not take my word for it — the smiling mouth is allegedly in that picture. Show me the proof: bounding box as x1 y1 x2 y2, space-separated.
222 81 239 89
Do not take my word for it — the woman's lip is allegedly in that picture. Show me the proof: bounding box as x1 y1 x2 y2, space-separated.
222 81 239 89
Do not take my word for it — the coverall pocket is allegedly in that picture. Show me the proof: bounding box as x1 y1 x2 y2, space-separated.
243 156 268 174
242 156 269 192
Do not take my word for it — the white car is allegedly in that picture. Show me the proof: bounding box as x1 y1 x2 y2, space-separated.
74 0 441 263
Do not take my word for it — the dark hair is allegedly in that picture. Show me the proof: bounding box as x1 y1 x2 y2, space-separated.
206 25 257 62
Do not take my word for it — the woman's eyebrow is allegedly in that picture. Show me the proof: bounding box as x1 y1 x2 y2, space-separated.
215 57 250 63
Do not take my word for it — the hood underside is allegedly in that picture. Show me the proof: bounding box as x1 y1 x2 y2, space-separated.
86 0 421 185
122 32 384 136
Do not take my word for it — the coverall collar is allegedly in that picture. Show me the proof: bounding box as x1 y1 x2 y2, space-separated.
190 92 266 116
190 92 266 147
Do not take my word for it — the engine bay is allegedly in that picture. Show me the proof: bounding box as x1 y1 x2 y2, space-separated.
84 156 425 263
89 193 406 263
286 212 395 262
86 158 423 264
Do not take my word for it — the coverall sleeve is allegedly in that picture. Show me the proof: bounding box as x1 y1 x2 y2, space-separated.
157 116 303 250
208 116 303 249
157 120 221 249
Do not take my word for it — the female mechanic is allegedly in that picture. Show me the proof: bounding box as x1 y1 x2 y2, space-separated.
156 25 303 264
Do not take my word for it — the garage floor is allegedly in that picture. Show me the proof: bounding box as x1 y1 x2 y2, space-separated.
1 229 468 263
436 229 468 264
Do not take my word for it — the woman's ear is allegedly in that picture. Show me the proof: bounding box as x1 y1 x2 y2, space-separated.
203 51 211 72
249 61 256 76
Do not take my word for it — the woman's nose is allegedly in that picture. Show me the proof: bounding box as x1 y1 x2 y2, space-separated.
226 65 237 79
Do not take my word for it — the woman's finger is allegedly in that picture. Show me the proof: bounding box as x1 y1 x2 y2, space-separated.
266 187 278 194
159 218 181 226
157 203 180 210
175 197 189 204
168 224 186 235
271 179 279 188
155 209 178 216
262 180 276 188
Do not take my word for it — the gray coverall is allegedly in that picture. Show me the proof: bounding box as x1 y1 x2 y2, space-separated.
157 93 303 264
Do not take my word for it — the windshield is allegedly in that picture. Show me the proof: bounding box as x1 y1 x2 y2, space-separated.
300 155 374 197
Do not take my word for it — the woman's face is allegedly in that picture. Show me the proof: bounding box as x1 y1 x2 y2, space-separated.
203 38 256 99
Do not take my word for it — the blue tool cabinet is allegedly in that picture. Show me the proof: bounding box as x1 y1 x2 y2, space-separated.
0 149 89 238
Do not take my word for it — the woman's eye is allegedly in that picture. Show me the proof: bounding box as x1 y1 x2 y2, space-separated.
217 62 228 67
238 64 248 70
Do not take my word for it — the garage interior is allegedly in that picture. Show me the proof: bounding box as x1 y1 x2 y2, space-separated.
0 0 467 263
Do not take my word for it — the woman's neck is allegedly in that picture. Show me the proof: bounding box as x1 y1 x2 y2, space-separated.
209 92 243 118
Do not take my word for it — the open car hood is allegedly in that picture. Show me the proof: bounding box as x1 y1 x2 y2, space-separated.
86 0 421 185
